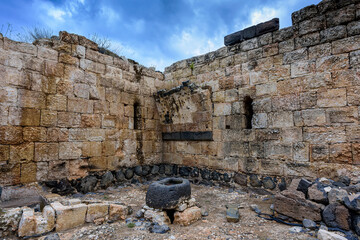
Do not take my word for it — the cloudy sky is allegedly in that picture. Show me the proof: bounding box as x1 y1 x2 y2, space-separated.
0 0 320 71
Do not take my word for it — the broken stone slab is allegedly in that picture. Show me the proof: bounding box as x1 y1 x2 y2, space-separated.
224 18 279 46
322 203 350 231
173 206 202 226
109 204 128 221
50 201 87 231
1 185 41 202
226 205 240 223
274 190 324 221
85 203 109 223
18 206 55 237
317 229 347 240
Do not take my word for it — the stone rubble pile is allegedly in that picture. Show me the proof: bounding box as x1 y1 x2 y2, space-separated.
274 177 360 236
0 197 130 238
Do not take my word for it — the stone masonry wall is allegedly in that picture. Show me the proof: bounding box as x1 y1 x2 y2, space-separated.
0 31 163 186
162 0 360 180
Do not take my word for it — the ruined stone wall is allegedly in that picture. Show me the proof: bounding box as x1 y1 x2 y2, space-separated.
161 0 360 180
0 32 163 186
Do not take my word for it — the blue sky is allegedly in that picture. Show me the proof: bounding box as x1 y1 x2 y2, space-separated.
0 0 320 71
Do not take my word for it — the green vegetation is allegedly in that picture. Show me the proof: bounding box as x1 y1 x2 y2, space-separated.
190 62 194 71
127 222 135 228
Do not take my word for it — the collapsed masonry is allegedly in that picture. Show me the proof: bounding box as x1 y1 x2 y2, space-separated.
0 0 360 191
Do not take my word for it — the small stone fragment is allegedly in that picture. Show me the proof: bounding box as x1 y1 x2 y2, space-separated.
303 219 317 230
149 223 170 234
226 205 240 223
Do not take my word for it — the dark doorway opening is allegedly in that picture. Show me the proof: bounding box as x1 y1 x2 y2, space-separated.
244 96 253 129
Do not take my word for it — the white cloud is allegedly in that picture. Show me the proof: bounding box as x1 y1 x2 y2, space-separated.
47 8 67 21
250 7 280 25
100 6 121 24
169 27 226 58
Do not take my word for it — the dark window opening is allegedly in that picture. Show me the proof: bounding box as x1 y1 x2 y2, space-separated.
165 209 176 224
134 102 141 130
226 125 231 129
244 96 253 129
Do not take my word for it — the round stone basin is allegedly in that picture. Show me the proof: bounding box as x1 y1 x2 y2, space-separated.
146 177 191 209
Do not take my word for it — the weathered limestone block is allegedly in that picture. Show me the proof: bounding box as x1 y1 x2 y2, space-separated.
332 35 360 54
320 25 347 43
35 143 59 162
109 204 128 221
329 143 352 164
81 114 101 128
316 54 349 72
38 46 58 61
20 162 37 183
283 48 307 64
68 97 93 113
17 89 46 109
0 207 22 236
40 110 57 126
173 206 202 226
304 127 346 144
299 16 325 36
317 88 347 108
82 141 102 157
86 203 109 223
59 142 82 159
23 127 47 142
50 201 87 231
46 95 67 111
0 126 23 144
18 206 55 237
268 111 294 128
144 209 170 225
9 143 34 163
326 5 355 28
301 109 326 126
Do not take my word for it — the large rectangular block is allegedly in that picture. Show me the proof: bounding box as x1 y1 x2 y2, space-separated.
47 95 67 111
35 143 59 162
0 126 23 144
17 89 46 109
299 16 325 35
23 127 47 142
10 143 34 163
51 202 87 231
332 35 360 54
301 109 326 126
59 142 82 159
304 127 346 143
268 111 294 128
317 88 347 107
68 98 93 113
329 143 352 164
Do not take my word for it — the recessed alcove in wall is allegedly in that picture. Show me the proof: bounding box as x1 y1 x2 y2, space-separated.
244 96 253 129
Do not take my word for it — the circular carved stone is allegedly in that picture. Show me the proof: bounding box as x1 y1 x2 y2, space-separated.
146 178 191 209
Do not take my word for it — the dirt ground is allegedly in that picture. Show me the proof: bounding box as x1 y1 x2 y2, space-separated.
22 182 344 240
